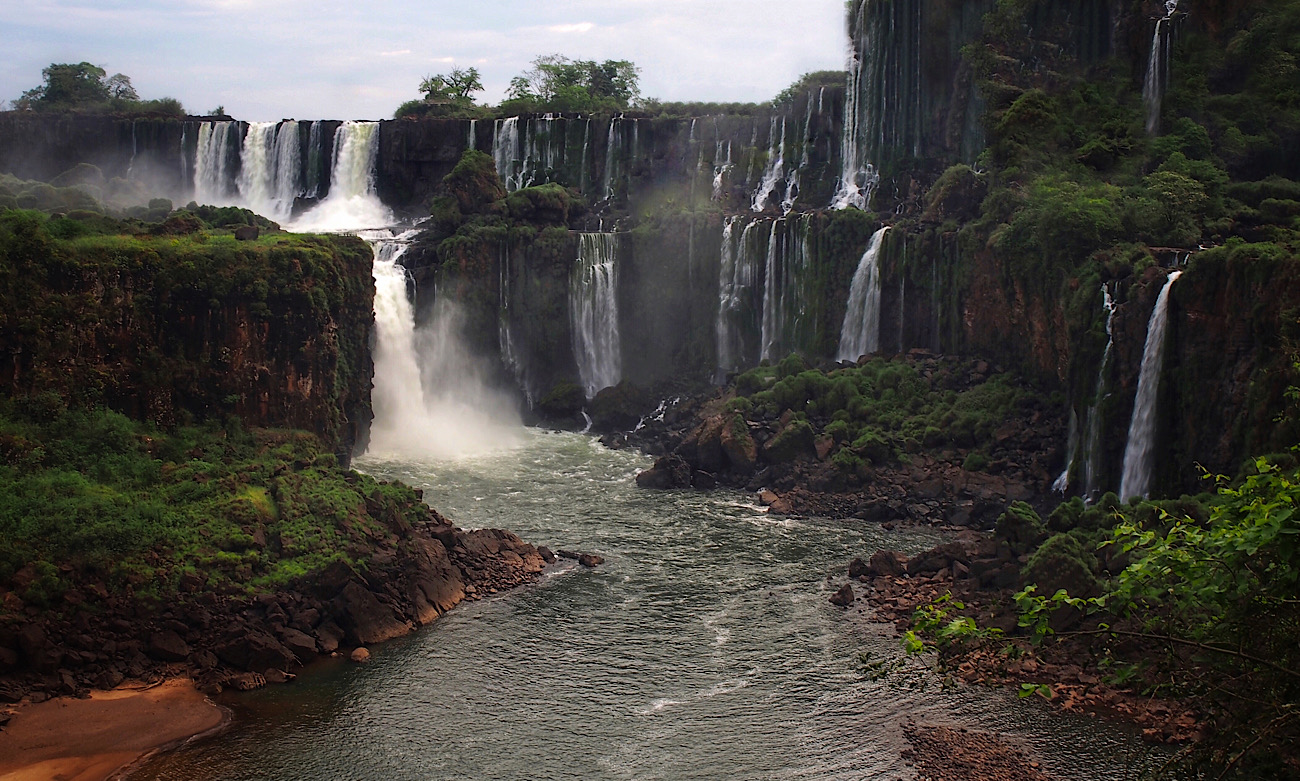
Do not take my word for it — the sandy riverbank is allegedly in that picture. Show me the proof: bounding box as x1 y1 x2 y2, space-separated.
0 678 227 781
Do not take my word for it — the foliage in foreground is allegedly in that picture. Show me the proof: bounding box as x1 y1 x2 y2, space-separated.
0 396 424 608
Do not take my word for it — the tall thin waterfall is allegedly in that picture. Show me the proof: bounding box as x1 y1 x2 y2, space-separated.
837 227 890 361
194 121 238 204
1119 270 1182 501
1143 0 1181 135
571 233 623 398
304 121 325 198
716 217 762 377
603 117 624 201
498 242 532 407
752 118 787 212
713 140 733 202
292 121 389 231
493 117 522 190
759 220 784 359
367 231 521 459
1083 283 1118 501
1053 410 1080 493
832 0 879 210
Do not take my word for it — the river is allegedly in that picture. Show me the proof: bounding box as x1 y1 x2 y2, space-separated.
134 429 1162 780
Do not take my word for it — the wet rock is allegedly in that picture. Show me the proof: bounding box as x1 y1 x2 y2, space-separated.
263 668 293 684
848 557 870 579
636 455 693 489
227 672 266 691
907 542 968 576
215 630 296 673
277 627 319 663
578 554 605 568
829 584 855 607
331 581 411 646
350 647 371 664
537 546 557 564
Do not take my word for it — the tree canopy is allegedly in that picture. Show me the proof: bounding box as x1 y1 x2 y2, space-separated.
502 55 640 114
12 62 183 116
420 67 484 108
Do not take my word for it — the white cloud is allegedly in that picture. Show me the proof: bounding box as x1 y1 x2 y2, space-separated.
548 22 595 34
380 50 412 58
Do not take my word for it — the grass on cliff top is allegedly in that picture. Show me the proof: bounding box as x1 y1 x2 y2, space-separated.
0 394 426 613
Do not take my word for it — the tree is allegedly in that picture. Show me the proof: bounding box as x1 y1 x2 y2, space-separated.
13 62 182 115
419 66 483 108
505 55 640 113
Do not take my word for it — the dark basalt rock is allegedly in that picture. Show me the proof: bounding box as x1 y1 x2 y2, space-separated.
636 454 693 489
829 584 855 607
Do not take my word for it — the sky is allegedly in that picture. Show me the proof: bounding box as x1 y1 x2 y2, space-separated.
2 1 849 121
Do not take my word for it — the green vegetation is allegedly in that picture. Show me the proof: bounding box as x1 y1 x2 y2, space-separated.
0 396 419 605
395 67 486 119
772 70 844 108
11 62 185 116
502 55 641 115
731 356 1033 467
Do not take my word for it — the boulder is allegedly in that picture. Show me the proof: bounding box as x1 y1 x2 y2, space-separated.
589 382 651 433
331 581 411 646
216 630 297 673
578 554 605 568
829 584 855 607
868 550 908 577
636 455 693 489
147 630 190 663
350 647 371 664
906 542 968 576
276 627 319 663
848 557 870 579
233 225 260 241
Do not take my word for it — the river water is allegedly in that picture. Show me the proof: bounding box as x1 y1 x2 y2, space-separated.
135 429 1162 780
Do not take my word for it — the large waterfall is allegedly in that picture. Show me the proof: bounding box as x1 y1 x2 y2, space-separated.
1143 0 1181 135
715 217 760 377
291 121 390 232
367 232 521 459
236 121 301 222
1119 270 1182 501
832 0 879 210
837 227 889 361
194 121 238 204
571 233 623 398
751 118 787 212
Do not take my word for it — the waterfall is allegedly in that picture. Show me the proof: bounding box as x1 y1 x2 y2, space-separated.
837 227 889 361
759 220 783 359
237 121 301 221
366 230 521 459
305 121 324 198
1119 270 1182 502
752 118 787 212
493 117 522 191
468 119 478 151
1143 0 1180 135
603 117 623 201
194 121 237 204
291 121 390 231
1083 283 1118 502
831 0 878 211
571 233 623 398
716 217 763 377
781 95 816 215
1054 410 1080 493
712 140 733 202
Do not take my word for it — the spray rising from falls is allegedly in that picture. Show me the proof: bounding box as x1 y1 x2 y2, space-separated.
367 231 521 460
1143 0 1181 135
571 233 623 398
292 121 391 232
837 227 890 361
1119 270 1182 502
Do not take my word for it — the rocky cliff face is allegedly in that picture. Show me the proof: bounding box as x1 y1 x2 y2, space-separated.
0 218 375 461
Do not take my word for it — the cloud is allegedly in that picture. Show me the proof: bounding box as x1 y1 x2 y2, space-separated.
380 50 412 57
548 22 594 34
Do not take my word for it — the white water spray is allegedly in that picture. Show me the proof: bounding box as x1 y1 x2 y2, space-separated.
292 122 390 232
837 227 889 361
752 118 787 212
194 121 237 204
1119 270 1182 501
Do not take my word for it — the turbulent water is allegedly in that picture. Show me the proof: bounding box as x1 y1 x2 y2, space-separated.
135 430 1163 780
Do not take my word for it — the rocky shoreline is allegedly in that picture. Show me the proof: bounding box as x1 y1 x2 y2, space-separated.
0 494 557 708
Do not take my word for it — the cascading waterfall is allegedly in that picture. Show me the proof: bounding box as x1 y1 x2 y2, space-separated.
570 233 623 398
752 118 787 212
304 121 324 198
468 119 478 151
603 117 624 201
832 0 878 210
1143 0 1181 135
493 117 522 191
367 230 521 459
837 226 890 361
1119 270 1182 502
194 121 238 204
236 121 301 221
292 121 389 231
1083 283 1118 502
759 220 784 359
716 217 762 377
712 140 733 202
781 94 816 214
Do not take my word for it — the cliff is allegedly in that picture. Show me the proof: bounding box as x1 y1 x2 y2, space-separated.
0 211 374 460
